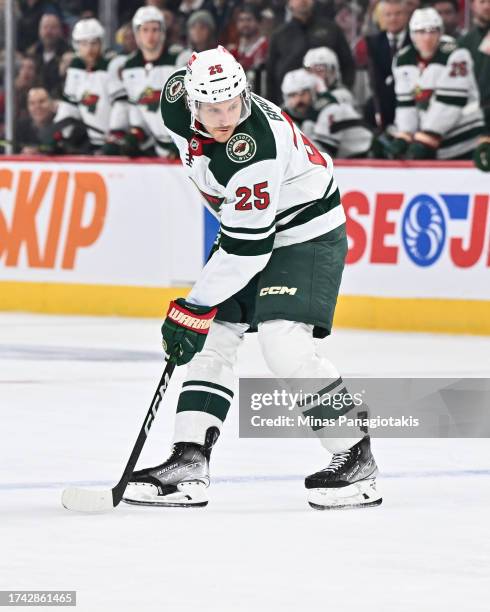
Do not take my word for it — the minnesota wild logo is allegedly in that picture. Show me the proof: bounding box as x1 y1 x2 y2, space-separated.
81 91 100 114
414 86 433 109
138 87 161 111
226 133 256 163
165 74 185 103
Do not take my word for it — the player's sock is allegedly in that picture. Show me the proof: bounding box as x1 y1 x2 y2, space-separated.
305 435 382 510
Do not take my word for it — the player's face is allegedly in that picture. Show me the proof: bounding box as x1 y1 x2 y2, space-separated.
137 22 164 53
308 64 336 87
199 96 243 142
412 29 441 58
78 39 102 65
286 89 313 116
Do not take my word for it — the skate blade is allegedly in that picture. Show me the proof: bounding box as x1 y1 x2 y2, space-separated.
307 479 382 511
122 480 208 508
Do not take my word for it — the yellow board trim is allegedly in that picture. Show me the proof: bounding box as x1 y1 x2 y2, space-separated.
0 281 190 317
0 281 489 335
335 295 490 336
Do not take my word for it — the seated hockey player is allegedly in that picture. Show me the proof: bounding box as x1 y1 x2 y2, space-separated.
122 46 382 511
280 68 321 140
51 18 118 154
386 7 484 160
106 6 180 158
302 47 373 158
303 46 355 107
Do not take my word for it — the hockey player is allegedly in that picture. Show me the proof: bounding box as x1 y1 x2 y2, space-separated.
303 46 354 107
107 6 181 158
52 19 118 153
122 46 382 511
302 47 373 158
281 68 322 141
387 8 484 159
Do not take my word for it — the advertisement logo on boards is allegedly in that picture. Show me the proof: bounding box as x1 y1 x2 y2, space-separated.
343 190 489 269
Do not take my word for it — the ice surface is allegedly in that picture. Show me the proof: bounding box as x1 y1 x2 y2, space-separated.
1 314 489 611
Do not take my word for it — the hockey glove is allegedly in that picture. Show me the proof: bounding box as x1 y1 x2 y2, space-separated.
406 131 439 160
388 137 410 159
406 140 436 160
161 298 217 366
473 138 490 172
122 127 147 157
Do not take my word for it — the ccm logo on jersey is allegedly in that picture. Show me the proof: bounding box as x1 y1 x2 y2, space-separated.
259 286 298 296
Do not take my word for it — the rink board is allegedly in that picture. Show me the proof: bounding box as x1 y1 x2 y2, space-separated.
0 157 489 334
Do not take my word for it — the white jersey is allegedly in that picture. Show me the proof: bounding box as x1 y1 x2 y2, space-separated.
110 47 180 156
393 40 484 159
160 68 345 307
314 88 373 158
55 55 121 146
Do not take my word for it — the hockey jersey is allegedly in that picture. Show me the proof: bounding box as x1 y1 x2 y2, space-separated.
314 88 372 158
110 48 180 157
160 68 345 308
393 40 484 159
55 55 121 147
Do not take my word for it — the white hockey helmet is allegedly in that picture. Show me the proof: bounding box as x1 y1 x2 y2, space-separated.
303 47 339 72
184 46 251 135
409 8 443 32
72 18 105 48
132 6 165 32
281 68 318 98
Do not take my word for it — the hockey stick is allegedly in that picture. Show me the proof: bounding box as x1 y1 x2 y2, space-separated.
61 359 176 512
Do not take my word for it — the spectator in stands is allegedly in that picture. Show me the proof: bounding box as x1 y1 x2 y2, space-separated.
28 13 71 98
204 0 240 45
363 0 411 128
459 0 490 171
186 10 218 53
403 0 421 18
15 56 40 122
433 0 462 38
334 2 362 49
178 0 208 26
17 0 63 53
266 0 355 105
228 4 268 93
15 86 56 153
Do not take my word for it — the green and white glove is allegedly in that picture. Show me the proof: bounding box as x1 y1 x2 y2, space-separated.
161 298 218 366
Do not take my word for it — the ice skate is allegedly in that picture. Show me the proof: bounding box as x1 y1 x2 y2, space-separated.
123 429 219 507
305 436 382 510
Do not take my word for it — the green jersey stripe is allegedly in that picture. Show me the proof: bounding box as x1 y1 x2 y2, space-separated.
220 231 275 256
277 189 341 234
435 94 467 107
275 177 334 223
441 126 483 148
397 100 416 107
221 218 276 235
182 380 234 398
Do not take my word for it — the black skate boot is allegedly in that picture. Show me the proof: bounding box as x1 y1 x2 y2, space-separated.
122 428 219 507
305 436 382 510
